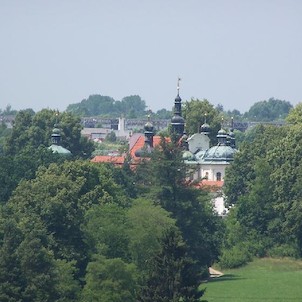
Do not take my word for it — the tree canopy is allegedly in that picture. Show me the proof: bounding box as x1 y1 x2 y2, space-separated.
243 97 292 121
182 98 222 145
4 108 94 158
221 111 302 267
66 94 147 118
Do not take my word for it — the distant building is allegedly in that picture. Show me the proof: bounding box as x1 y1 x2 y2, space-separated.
82 117 132 141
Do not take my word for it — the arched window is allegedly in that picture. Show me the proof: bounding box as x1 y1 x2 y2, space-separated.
216 172 222 181
205 172 209 179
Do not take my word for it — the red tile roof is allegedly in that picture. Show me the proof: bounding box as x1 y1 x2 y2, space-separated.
91 156 125 165
91 135 169 165
194 180 224 192
129 135 165 160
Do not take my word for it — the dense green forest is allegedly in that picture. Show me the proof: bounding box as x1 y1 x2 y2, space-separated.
0 96 301 301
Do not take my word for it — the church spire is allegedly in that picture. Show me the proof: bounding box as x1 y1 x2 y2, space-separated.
171 77 185 142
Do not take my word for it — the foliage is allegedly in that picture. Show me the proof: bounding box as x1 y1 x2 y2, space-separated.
243 97 292 121
223 120 302 262
0 216 61 302
0 146 65 204
0 105 18 116
126 199 177 274
224 124 288 205
134 138 223 298
286 102 302 124
0 160 135 300
4 109 94 158
83 203 130 260
0 122 12 153
81 254 137 302
138 227 204 302
66 94 147 118
218 244 253 269
154 108 172 119
182 98 222 145
105 131 117 142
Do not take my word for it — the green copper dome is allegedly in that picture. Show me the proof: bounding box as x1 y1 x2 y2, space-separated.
203 145 236 162
48 144 72 156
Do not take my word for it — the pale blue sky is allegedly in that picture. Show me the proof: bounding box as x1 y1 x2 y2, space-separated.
1 0 302 113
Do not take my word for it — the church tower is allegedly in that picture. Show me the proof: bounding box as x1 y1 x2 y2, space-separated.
171 78 185 142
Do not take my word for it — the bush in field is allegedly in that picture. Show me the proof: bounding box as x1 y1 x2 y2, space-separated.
219 244 253 269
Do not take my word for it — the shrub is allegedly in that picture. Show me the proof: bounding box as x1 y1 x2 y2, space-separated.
219 243 253 269
267 244 300 258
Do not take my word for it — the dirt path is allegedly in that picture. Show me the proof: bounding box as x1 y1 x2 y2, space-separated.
209 267 224 278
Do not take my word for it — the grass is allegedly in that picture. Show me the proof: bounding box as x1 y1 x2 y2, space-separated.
200 258 302 302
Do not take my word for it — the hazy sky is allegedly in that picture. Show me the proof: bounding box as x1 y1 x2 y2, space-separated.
1 0 302 113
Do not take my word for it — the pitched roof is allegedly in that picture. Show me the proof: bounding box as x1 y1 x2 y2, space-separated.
91 155 125 165
194 180 224 192
91 135 169 164
129 135 166 160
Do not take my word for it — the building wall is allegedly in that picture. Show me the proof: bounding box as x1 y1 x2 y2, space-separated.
199 163 229 181
188 133 210 154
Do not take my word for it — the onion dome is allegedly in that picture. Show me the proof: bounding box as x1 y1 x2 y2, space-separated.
200 123 210 135
217 128 227 145
51 124 61 145
171 114 185 125
203 145 236 162
200 113 210 135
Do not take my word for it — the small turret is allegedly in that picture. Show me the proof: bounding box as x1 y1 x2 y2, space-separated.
135 115 154 157
217 118 227 146
200 113 210 135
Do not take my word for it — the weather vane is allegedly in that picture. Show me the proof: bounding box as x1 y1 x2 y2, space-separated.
177 77 181 95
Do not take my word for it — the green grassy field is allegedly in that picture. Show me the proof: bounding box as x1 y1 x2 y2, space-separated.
201 258 302 302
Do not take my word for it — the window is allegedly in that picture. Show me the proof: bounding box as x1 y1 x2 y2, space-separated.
216 172 222 181
205 172 209 179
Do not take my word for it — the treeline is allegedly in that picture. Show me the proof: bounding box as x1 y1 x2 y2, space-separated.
66 94 292 122
66 95 148 118
0 108 222 301
2 95 293 123
220 104 302 268
66 94 174 119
